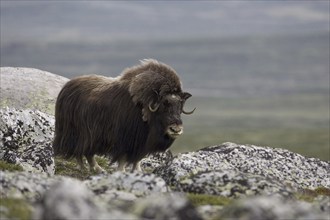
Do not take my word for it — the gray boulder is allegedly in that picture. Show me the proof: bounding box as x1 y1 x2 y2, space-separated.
85 171 170 201
154 142 330 192
140 150 174 172
33 178 132 220
0 108 55 175
0 67 68 115
179 169 294 198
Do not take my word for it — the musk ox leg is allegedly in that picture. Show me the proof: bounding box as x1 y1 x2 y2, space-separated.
132 161 142 172
117 158 126 172
86 155 106 173
77 157 87 171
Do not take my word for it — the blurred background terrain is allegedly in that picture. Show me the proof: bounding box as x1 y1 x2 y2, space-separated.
1 1 329 160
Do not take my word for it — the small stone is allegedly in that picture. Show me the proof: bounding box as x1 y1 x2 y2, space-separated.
219 195 329 220
133 193 203 220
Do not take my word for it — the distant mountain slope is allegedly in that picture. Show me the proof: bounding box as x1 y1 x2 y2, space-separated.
1 31 329 97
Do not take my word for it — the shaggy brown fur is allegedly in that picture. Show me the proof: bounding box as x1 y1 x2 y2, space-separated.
53 59 193 172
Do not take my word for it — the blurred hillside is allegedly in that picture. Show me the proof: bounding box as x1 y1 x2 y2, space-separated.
1 1 329 42
1 31 329 97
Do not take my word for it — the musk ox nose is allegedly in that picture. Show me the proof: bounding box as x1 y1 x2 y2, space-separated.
167 124 183 138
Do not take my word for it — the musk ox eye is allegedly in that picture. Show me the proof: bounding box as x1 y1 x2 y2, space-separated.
170 94 182 101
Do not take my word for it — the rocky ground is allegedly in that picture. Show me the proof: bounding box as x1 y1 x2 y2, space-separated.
1 67 329 220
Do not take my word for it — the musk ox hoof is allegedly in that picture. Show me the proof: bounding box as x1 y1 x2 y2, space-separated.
79 155 107 174
77 159 106 174
115 160 143 173
92 165 106 174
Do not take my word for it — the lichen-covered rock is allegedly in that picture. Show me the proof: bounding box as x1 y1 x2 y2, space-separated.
1 171 169 204
0 108 55 174
33 178 133 220
313 195 330 214
0 67 68 114
140 150 174 172
1 160 329 220
0 171 61 202
33 178 99 220
154 142 330 191
1 171 198 220
196 205 224 220
85 171 169 199
219 195 329 220
179 169 294 198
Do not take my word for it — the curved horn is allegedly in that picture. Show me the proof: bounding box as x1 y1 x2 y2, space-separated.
148 101 160 112
182 107 196 115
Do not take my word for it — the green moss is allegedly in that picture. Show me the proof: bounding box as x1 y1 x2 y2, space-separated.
54 156 112 180
0 160 24 172
314 187 330 196
296 187 330 202
0 198 32 220
54 157 90 180
187 193 232 206
95 156 111 170
0 99 10 108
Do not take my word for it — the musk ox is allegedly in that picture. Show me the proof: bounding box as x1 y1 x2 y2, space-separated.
53 59 194 172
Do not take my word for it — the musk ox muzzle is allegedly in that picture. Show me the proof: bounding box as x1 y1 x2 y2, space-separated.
53 59 195 173
167 124 183 138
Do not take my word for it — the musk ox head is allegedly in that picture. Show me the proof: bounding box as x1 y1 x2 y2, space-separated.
127 59 195 139
147 92 193 139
